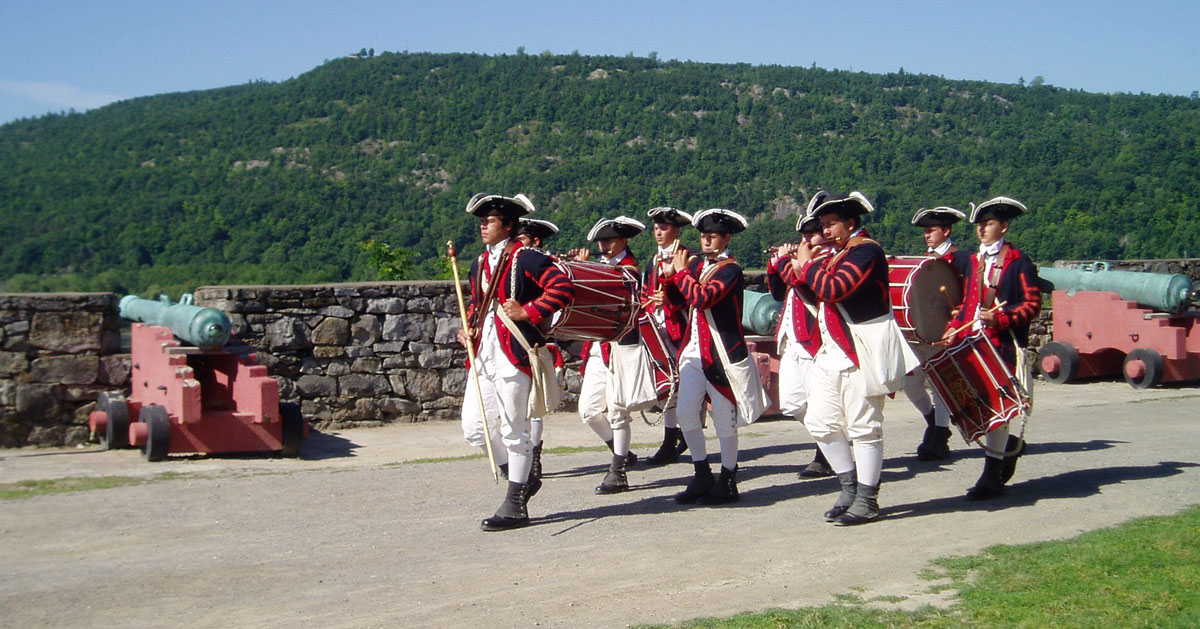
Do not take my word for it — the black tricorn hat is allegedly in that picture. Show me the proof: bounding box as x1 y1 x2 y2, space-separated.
692 208 749 235
911 206 966 228
517 218 559 242
796 191 829 232
810 191 875 219
587 216 646 241
646 206 693 227
465 193 536 219
968 196 1027 223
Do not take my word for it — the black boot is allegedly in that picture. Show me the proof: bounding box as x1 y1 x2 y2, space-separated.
674 431 689 456
698 466 739 504
645 427 682 466
834 483 880 526
527 444 543 499
498 462 509 480
595 453 630 494
606 439 638 469
966 456 1005 500
916 426 952 461
799 448 834 479
823 471 858 521
1000 435 1026 484
674 461 715 504
481 481 530 531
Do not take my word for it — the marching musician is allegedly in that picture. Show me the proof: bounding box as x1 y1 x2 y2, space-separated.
457 194 574 531
905 206 969 461
660 208 754 505
792 192 918 526
641 206 694 466
515 217 566 489
766 193 834 479
943 196 1041 500
574 216 646 494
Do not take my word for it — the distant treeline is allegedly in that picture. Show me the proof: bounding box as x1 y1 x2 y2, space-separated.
1 51 1197 295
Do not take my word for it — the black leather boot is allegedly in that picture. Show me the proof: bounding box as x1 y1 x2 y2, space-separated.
966 456 1005 500
674 461 715 504
481 481 530 531
834 483 880 526
698 465 739 504
645 427 682 466
606 439 638 469
595 453 629 494
799 448 834 478
1000 435 1026 484
527 444 543 499
823 471 858 521
916 426 952 461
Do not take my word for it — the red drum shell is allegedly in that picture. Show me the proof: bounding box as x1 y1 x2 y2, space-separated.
924 333 1029 443
887 256 963 344
545 259 640 342
637 313 678 402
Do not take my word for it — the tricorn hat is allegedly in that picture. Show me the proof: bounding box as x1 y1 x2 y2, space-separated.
646 206 693 227
796 191 829 232
911 206 966 228
810 191 875 219
465 193 536 218
517 218 559 242
587 216 646 242
692 208 749 235
968 196 1027 223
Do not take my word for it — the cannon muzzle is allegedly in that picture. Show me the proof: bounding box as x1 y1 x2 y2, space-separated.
743 290 783 336
119 294 232 350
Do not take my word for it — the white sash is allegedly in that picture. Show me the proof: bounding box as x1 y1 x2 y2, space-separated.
836 307 920 396
496 307 562 418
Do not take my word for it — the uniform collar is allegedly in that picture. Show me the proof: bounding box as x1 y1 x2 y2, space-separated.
930 239 954 256
979 238 1005 257
601 249 628 266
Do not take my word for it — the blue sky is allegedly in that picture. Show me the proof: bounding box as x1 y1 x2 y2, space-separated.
2 1 1198 125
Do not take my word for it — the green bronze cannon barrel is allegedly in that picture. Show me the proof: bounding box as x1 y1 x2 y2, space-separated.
119 294 232 350
742 290 783 336
1038 262 1195 314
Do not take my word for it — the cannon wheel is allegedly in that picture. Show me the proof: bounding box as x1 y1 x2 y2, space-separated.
1037 341 1080 384
98 392 130 450
1123 348 1164 389
140 405 171 462
279 402 304 458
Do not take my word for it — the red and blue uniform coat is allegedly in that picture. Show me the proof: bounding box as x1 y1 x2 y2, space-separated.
643 248 691 345
946 244 1042 367
466 241 574 376
798 232 891 369
767 255 822 357
664 255 746 403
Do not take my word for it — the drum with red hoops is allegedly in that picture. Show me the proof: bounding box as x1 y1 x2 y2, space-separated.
887 255 963 345
924 333 1030 444
636 312 678 403
544 259 641 342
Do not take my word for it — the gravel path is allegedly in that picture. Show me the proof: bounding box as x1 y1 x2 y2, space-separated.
2 381 1198 627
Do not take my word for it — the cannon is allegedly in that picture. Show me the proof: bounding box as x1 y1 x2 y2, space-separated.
90 294 306 460
742 290 784 337
1036 264 1200 389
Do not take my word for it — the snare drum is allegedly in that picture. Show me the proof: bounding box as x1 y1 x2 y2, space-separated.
888 256 963 345
637 313 678 403
924 333 1029 443
544 259 641 342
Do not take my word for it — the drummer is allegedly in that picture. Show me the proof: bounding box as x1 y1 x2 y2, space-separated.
792 192 918 525
766 193 834 479
943 196 1041 500
573 216 646 494
641 206 693 466
906 206 968 461
660 208 757 505
515 217 566 490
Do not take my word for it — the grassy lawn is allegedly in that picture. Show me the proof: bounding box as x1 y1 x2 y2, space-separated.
648 505 1200 628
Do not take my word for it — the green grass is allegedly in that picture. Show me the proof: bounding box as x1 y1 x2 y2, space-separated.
642 506 1200 628
0 472 186 500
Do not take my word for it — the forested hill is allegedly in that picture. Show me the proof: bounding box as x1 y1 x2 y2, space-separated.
2 51 1198 294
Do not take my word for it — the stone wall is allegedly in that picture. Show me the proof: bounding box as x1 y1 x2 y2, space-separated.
0 293 125 447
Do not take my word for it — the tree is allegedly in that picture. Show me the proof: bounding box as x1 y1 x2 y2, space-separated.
1031 75 1045 87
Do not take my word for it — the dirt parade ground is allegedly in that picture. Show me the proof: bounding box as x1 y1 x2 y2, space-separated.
2 380 1198 628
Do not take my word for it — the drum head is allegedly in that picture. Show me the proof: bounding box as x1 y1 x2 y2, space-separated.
908 260 963 343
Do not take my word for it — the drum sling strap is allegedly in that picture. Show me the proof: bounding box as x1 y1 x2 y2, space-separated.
470 241 517 346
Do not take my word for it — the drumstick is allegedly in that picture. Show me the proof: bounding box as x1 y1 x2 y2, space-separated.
939 285 957 308
938 301 1008 344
